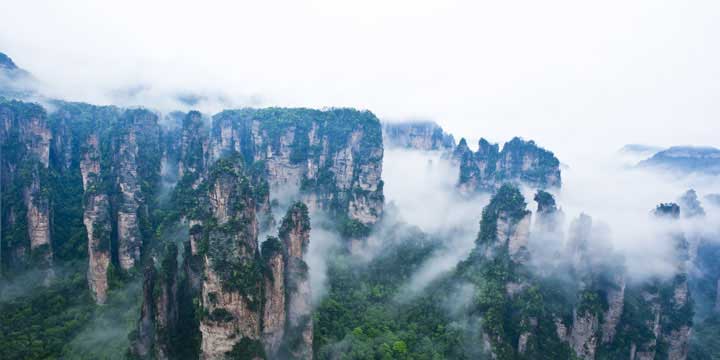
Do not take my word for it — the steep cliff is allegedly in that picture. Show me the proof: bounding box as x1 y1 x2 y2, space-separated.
261 237 286 357
458 185 545 358
195 158 264 359
279 202 313 360
0 99 53 272
454 137 561 193
382 121 455 151
61 103 162 302
208 108 384 226
130 244 180 359
131 154 314 358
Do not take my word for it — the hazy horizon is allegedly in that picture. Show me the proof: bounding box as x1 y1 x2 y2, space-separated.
3 0 720 161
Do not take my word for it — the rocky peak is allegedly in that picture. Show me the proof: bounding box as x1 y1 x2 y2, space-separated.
280 202 311 259
279 202 313 359
207 108 384 226
178 110 208 180
475 184 532 262
261 237 286 357
534 190 557 214
452 137 472 159
0 52 18 70
654 203 681 219
455 136 560 194
0 99 53 272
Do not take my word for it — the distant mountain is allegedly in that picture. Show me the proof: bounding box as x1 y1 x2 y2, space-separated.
453 137 561 193
383 120 456 151
638 146 720 175
0 51 36 98
0 52 19 70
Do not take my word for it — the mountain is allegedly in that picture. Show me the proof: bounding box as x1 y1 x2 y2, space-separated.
0 52 36 98
0 52 19 71
453 137 561 193
0 96 384 359
382 120 456 151
1 51 716 360
638 146 720 175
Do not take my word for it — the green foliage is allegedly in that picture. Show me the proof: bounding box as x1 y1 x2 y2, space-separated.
689 314 720 359
208 308 234 322
0 269 93 359
226 337 267 360
279 201 311 239
476 184 529 248
339 218 371 239
314 228 470 359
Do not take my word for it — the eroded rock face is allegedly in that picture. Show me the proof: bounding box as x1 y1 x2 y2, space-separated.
209 108 384 225
497 212 532 262
84 192 111 304
78 125 111 303
601 274 626 344
200 163 263 359
569 308 599 359
261 238 286 357
24 177 51 254
0 100 53 270
454 137 560 193
279 203 313 359
117 110 161 270
382 121 455 151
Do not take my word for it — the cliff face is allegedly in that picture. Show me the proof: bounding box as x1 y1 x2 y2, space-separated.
454 137 561 193
261 237 286 357
132 153 314 358
455 187 696 360
382 121 455 151
115 110 161 270
0 100 53 272
198 159 263 359
209 108 384 226
73 105 162 302
279 203 313 360
130 245 180 360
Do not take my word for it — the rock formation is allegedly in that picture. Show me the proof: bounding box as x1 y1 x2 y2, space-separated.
208 108 384 226
131 152 314 359
130 245 180 359
0 99 53 272
454 137 561 193
279 202 313 359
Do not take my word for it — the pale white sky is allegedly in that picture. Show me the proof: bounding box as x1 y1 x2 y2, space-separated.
2 0 719 160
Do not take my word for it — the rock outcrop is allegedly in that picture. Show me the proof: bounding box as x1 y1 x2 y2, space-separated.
208 108 384 225
454 137 561 193
198 159 263 359
130 245 180 359
116 110 161 270
279 202 313 359
0 99 53 272
382 121 455 151
261 237 286 357
130 156 315 359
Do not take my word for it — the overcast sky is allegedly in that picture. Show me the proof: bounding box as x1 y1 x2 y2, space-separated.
2 0 719 160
